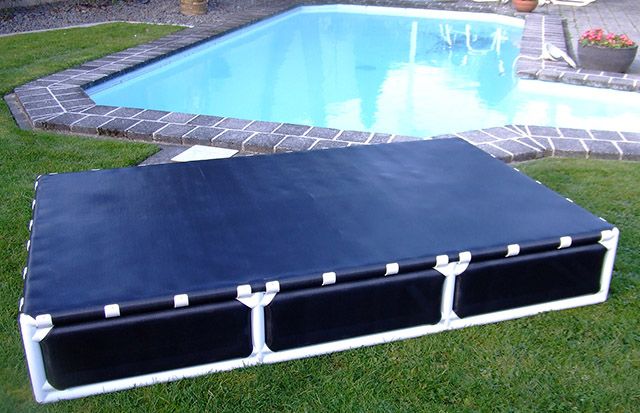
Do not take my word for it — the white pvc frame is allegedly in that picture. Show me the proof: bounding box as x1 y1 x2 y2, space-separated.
20 228 618 403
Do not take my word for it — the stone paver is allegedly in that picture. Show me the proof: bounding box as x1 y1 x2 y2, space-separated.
275 136 317 153
212 129 254 150
126 120 167 141
306 127 341 140
370 133 393 144
337 130 371 143
183 126 224 145
155 124 197 144
244 133 286 152
245 120 281 133
188 115 224 127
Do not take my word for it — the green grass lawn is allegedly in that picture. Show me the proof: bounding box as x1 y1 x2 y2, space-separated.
1 23 639 413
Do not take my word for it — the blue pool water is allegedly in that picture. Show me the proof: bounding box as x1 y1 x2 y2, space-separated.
88 6 640 136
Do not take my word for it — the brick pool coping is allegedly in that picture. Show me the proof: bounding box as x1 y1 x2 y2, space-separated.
9 0 640 162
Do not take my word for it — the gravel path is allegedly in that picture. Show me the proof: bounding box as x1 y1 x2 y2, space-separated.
0 0 284 34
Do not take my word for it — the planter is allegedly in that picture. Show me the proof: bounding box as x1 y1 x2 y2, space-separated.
180 0 207 15
512 0 538 12
578 43 638 73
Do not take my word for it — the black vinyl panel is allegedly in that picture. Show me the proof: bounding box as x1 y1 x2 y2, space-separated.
40 301 251 390
24 139 612 318
453 244 607 318
264 269 445 352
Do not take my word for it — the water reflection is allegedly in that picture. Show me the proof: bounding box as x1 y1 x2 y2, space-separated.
89 8 640 136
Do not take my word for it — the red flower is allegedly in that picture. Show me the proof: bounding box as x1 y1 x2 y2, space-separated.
579 28 636 49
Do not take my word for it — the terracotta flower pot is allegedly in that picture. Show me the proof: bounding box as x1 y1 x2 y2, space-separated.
512 0 538 12
578 43 638 73
180 0 208 15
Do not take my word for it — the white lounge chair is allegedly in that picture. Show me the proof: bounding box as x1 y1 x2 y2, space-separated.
539 0 596 6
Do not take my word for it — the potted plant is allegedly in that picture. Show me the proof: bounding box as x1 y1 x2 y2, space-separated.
512 0 538 12
578 28 638 73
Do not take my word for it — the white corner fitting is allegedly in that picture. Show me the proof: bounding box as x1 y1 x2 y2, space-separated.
32 314 53 342
558 236 572 249
598 228 620 298
236 282 280 308
506 244 520 257
42 382 56 392
435 252 471 327
433 251 471 278
173 294 189 308
599 228 618 250
236 282 281 362
20 314 49 403
322 272 336 286
384 262 399 276
104 304 120 318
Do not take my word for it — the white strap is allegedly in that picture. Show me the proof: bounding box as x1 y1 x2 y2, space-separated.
104 304 120 318
322 272 336 286
174 294 189 308
385 263 399 276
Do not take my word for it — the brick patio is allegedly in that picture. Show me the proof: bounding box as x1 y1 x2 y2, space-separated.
547 0 640 74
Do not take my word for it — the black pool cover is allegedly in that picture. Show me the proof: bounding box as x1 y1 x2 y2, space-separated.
21 138 614 393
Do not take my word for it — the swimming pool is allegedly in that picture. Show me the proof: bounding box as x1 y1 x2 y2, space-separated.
87 5 640 137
